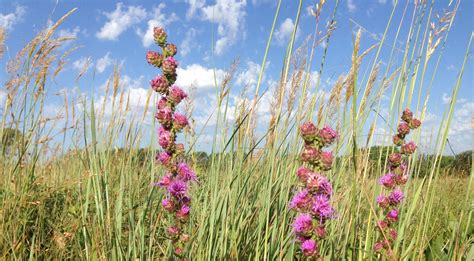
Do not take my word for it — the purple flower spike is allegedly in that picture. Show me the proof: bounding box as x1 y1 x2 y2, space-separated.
301 239 318 257
289 189 311 210
292 213 313 236
401 141 417 154
388 188 404 205
379 173 396 189
318 126 338 145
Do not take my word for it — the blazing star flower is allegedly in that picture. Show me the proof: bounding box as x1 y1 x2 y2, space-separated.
168 180 188 197
392 135 404 146
146 51 163 67
318 126 338 145
162 56 178 75
150 75 169 94
386 209 399 223
155 107 173 126
401 141 417 154
168 86 187 104
157 151 172 165
379 173 396 189
312 195 333 221
301 239 318 257
388 188 404 205
301 145 321 164
401 108 413 123
377 195 390 208
320 151 334 170
397 122 410 136
162 198 175 212
388 153 402 167
176 204 190 220
296 166 312 183
293 213 313 236
157 97 169 110
377 220 388 230
300 122 318 143
388 229 398 240
158 174 173 187
164 43 177 57
153 27 167 47
409 118 421 129
158 129 173 150
167 225 181 238
374 242 384 252
173 112 188 131
177 162 197 182
315 226 327 238
289 189 312 210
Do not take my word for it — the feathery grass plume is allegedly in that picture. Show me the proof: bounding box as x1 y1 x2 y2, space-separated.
289 122 338 258
147 27 197 257
0 27 5 59
374 108 421 257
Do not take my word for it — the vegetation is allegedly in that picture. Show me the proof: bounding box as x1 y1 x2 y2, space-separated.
0 1 472 260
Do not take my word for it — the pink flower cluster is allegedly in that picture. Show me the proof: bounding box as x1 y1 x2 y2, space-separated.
147 27 196 256
289 122 338 257
374 108 421 255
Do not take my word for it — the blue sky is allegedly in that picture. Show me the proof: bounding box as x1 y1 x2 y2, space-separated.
0 0 472 154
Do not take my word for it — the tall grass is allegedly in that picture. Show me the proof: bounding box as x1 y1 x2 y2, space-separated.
0 1 472 260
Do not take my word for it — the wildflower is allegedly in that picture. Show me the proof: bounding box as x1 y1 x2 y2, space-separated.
167 225 181 238
168 180 188 197
293 213 313 236
150 75 169 94
158 174 173 187
155 107 173 126
173 112 188 131
162 56 178 76
320 151 334 170
315 226 326 238
388 188 404 205
397 122 410 136
158 129 173 150
386 209 399 223
300 122 318 143
176 205 190 220
154 27 167 47
401 108 413 123
377 195 390 208
311 195 333 221
157 151 172 165
146 51 163 67
388 229 398 240
296 166 312 183
377 220 388 230
162 198 175 212
289 189 311 210
177 162 197 182
379 173 396 189
157 97 169 110
401 141 417 154
318 126 338 145
409 118 421 129
388 153 402 167
301 145 320 164
374 242 384 252
301 239 318 257
168 86 187 104
392 135 404 146
164 43 177 57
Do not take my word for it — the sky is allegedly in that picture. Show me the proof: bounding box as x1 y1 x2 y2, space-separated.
0 0 473 154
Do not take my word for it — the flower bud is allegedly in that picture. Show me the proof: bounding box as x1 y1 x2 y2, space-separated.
388 229 398 240
377 195 390 208
401 141 417 155
377 220 388 230
157 97 169 110
374 242 384 252
392 134 404 146
320 151 334 170
401 108 413 123
318 126 338 145
168 86 187 104
386 209 399 223
173 112 188 131
164 43 177 57
150 75 169 94
153 27 167 47
162 56 178 76
397 122 410 136
315 226 326 238
388 188 404 205
301 145 321 164
409 118 421 129
292 213 313 237
155 107 173 126
301 239 318 257
388 153 402 167
296 166 312 183
158 174 173 187
161 198 175 212
158 128 174 150
146 51 163 67
175 143 185 154
300 122 318 143
180 234 190 242
379 173 396 189
157 151 172 166
176 204 190 220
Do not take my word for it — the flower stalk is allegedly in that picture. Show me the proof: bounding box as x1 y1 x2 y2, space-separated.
374 108 421 255
290 122 338 257
147 27 197 257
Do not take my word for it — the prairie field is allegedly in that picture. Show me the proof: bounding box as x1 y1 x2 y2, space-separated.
0 0 472 260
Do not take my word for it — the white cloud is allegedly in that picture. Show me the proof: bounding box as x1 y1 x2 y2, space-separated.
347 0 356 13
186 0 205 20
58 26 81 38
96 3 147 41
180 28 198 56
274 18 299 45
236 61 262 88
73 57 92 71
136 4 178 48
378 0 387 4
96 52 113 73
176 64 226 91
198 0 247 55
0 5 26 30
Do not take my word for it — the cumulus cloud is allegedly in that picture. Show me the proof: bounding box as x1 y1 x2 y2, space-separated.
0 5 26 30
180 28 198 56
194 0 247 55
136 4 178 48
96 3 147 41
58 26 81 38
96 52 113 73
73 57 92 71
176 64 226 91
274 18 299 45
186 0 205 20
